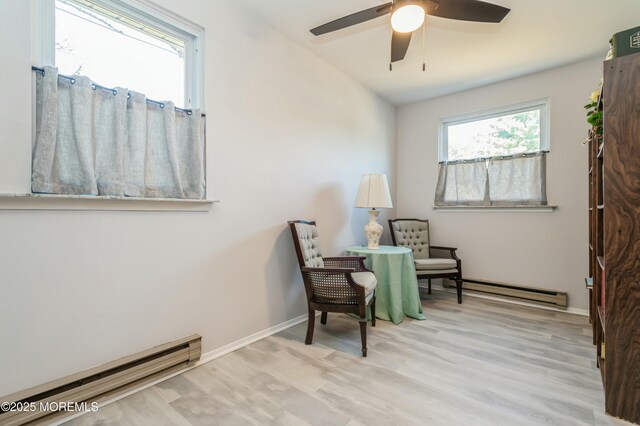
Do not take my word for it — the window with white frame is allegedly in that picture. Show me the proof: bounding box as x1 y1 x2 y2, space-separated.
31 0 207 201
40 0 203 109
435 100 550 207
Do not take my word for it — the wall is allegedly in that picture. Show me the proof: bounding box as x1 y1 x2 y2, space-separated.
0 0 395 396
396 57 602 311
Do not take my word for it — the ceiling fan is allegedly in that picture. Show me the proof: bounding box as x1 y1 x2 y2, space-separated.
310 0 510 66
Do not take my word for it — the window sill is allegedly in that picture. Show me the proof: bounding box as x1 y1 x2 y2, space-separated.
0 193 218 212
433 205 557 213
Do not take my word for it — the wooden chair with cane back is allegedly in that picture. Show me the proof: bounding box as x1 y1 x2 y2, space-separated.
288 220 377 356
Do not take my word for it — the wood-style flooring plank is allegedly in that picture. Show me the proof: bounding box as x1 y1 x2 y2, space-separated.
65 292 626 426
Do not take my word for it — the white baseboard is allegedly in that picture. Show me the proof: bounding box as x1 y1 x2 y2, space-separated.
197 313 311 364
423 283 589 316
54 312 311 425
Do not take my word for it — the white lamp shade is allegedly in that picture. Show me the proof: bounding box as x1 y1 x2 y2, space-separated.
355 174 393 209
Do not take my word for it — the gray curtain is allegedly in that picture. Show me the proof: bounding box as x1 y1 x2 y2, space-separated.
488 154 547 206
435 152 547 207
434 159 488 206
32 66 205 199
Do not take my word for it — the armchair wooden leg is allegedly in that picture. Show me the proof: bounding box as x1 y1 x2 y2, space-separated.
320 311 327 325
359 320 367 357
456 279 463 304
305 308 315 344
371 296 376 327
428 279 432 294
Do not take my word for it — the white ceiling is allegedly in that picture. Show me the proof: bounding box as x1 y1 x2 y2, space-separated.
236 0 640 105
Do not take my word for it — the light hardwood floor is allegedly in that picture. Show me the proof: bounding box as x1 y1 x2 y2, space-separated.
65 291 630 426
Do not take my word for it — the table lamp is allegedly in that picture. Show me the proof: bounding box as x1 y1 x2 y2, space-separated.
355 174 393 249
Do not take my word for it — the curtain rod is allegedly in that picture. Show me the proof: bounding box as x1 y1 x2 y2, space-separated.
439 151 549 165
31 66 204 117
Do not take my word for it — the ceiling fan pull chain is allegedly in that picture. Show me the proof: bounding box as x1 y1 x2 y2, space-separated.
389 25 394 72
422 22 427 72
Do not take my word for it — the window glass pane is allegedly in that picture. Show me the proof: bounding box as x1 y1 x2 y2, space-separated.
446 109 541 161
55 0 186 107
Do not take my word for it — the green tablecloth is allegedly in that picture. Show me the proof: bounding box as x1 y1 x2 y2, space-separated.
345 245 425 324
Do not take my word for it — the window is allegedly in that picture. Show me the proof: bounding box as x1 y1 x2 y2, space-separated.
30 0 207 202
440 100 549 162
435 100 550 208
36 0 203 109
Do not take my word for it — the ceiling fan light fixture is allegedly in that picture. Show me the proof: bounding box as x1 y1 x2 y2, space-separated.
391 4 425 33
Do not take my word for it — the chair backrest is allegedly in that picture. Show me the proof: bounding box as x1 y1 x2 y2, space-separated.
288 220 325 268
388 219 430 259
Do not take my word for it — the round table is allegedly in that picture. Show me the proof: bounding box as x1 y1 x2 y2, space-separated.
345 245 425 324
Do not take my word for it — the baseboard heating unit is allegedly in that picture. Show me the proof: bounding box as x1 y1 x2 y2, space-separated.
0 334 201 426
443 278 568 307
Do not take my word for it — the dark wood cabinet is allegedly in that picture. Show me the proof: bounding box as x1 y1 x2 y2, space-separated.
587 52 640 425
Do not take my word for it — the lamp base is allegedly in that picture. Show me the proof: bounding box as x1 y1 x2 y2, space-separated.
364 209 383 250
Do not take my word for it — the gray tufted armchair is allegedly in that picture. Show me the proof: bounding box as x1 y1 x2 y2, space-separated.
288 220 377 357
388 218 464 303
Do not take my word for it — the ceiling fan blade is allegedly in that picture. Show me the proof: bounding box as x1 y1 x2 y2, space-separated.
310 3 393 36
391 31 412 63
429 0 510 23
